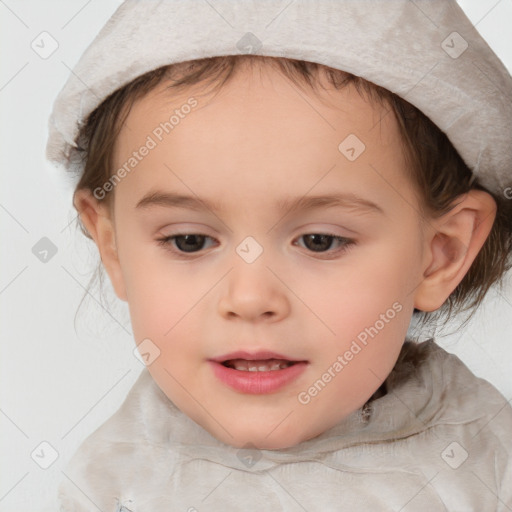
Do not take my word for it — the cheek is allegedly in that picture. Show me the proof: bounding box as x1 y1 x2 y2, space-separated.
306 246 417 334
119 242 200 346
296 253 414 416
294 238 420 394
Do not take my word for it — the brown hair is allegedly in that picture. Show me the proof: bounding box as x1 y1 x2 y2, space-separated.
73 55 512 330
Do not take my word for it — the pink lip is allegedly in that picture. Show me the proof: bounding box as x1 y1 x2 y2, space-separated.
210 350 305 362
208 357 308 395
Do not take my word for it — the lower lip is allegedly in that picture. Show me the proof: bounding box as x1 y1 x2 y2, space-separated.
208 360 308 394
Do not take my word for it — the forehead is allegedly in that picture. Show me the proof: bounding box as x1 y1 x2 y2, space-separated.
112 63 416 216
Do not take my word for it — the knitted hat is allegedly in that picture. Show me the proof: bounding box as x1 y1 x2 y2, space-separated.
45 0 512 195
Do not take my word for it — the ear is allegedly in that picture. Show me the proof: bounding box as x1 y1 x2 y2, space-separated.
414 189 496 312
73 189 128 302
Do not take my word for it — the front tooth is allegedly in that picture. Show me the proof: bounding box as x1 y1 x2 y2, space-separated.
228 359 293 371
233 360 248 371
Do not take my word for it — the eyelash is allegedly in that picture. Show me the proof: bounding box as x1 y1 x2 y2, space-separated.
156 232 356 259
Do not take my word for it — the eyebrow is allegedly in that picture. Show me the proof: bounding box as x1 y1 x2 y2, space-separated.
135 190 384 215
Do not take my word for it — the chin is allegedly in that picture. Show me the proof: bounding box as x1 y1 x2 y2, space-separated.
215 423 314 451
227 434 301 450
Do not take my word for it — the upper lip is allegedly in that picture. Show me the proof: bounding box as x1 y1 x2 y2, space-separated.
209 350 307 362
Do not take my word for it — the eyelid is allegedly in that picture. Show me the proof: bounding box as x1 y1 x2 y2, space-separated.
290 221 360 237
156 222 220 236
287 221 359 243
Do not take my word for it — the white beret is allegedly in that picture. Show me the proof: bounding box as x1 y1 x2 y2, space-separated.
45 0 512 195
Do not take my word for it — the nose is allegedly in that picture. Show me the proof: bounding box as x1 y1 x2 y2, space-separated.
217 261 291 323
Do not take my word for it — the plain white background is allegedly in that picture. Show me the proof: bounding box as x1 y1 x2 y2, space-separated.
0 1 511 510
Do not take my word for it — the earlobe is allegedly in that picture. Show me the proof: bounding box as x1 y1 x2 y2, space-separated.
73 189 128 302
414 189 496 312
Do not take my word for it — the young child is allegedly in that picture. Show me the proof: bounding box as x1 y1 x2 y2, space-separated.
44 0 512 510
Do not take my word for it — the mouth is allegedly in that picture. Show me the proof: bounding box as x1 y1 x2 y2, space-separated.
221 358 297 371
208 351 308 394
210 350 307 371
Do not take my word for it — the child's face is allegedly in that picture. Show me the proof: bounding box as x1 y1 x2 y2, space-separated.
102 64 434 449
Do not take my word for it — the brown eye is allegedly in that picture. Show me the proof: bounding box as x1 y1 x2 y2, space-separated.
294 233 355 257
156 233 216 255
173 234 207 253
302 234 335 252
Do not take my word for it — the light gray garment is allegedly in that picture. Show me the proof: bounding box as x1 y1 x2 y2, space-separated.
45 340 511 511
